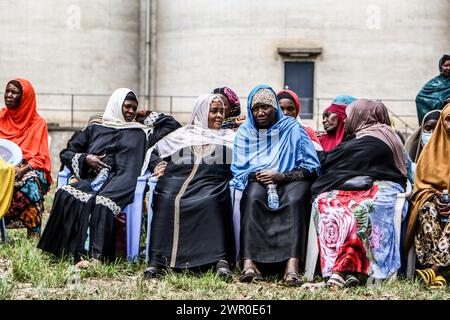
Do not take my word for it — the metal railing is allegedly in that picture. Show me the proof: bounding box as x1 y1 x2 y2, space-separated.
1 92 418 134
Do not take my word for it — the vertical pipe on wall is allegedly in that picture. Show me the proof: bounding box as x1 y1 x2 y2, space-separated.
144 0 151 109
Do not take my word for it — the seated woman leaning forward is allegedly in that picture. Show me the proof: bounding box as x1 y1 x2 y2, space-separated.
38 88 180 267
310 99 408 288
231 85 321 286
317 104 346 152
212 87 246 130
0 79 52 238
405 103 450 289
405 110 441 162
143 94 236 280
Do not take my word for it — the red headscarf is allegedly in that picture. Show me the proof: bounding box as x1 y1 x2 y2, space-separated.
318 104 347 152
276 89 321 145
0 78 52 183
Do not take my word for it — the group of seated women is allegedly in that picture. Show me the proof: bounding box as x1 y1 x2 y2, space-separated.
1 78 448 289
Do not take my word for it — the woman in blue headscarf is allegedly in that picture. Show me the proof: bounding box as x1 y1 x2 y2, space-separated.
231 85 321 286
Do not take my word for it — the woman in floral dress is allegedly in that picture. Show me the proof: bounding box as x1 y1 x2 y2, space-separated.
311 99 407 287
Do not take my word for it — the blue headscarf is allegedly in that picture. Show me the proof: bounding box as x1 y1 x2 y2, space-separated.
230 85 321 190
332 95 357 106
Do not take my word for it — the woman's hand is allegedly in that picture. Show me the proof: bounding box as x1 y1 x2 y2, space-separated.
14 165 31 181
152 161 168 178
85 154 109 172
315 130 326 137
256 170 283 186
235 115 246 126
135 110 150 124
433 195 450 216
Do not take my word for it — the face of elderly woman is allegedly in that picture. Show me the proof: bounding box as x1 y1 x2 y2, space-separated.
4 83 22 110
122 100 138 122
251 103 277 129
208 100 224 130
279 98 298 118
322 112 339 134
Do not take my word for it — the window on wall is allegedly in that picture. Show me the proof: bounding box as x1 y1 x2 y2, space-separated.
284 62 314 119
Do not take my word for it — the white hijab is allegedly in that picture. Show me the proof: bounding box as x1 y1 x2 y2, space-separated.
141 94 236 175
101 88 150 131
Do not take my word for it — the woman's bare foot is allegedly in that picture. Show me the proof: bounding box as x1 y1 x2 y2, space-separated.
75 260 90 269
283 258 303 286
75 258 102 270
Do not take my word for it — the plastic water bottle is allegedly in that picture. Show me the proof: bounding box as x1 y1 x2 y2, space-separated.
267 184 279 209
440 190 449 223
91 167 110 191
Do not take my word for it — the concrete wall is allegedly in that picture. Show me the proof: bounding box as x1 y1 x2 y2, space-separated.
1 1 448 131
47 128 78 180
153 0 450 130
0 0 141 126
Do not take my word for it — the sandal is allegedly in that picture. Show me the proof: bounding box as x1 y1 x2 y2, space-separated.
327 273 345 288
216 260 232 281
284 271 304 287
416 268 436 287
344 274 360 288
143 266 162 279
239 267 263 283
429 275 447 289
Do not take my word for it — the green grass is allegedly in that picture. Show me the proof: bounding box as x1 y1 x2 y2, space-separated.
0 187 448 299
1 228 450 300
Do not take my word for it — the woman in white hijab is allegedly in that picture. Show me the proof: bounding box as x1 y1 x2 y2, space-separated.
38 88 180 267
144 94 236 280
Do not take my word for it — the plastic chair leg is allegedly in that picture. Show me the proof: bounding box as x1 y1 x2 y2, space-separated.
0 218 7 243
231 188 242 261
125 204 141 262
304 216 319 282
406 245 416 278
145 177 158 263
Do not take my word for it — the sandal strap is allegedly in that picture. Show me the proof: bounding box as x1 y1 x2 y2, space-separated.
424 268 436 281
433 276 447 285
416 269 436 285
327 273 345 288
285 271 300 277
241 266 257 276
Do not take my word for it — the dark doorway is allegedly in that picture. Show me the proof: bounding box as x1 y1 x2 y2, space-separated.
284 62 314 119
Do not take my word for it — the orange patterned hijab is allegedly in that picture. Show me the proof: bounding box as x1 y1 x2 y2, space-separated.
0 78 52 183
405 103 450 251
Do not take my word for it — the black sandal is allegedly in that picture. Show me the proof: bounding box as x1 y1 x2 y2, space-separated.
239 267 263 283
216 260 232 281
143 266 162 279
284 271 303 287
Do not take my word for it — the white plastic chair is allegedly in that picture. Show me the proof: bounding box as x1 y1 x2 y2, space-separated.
304 182 412 282
58 166 151 262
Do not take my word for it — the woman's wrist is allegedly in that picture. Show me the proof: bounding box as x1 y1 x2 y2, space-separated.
153 160 167 174
273 172 287 184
